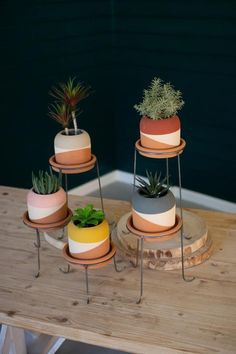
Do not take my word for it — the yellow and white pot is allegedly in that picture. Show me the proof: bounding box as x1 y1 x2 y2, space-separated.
54 129 91 165
67 219 110 259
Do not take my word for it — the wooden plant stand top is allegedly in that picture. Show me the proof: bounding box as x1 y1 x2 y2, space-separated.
0 186 236 354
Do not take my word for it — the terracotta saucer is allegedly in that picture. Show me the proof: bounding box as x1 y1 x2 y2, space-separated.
62 242 116 267
135 138 186 159
126 215 182 242
49 154 96 174
23 208 72 231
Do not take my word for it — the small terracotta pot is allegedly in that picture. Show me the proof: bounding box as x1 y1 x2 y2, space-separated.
132 189 176 232
27 187 67 224
54 129 91 165
68 219 110 259
140 115 181 149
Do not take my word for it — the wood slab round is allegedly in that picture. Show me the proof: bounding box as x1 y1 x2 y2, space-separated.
112 209 213 270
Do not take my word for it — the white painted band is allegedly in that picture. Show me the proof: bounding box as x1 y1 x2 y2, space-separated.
141 129 180 145
28 201 65 219
55 144 91 153
68 236 109 253
133 206 176 226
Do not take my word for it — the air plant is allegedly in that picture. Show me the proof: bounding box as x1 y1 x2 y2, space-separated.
50 77 92 135
48 102 71 135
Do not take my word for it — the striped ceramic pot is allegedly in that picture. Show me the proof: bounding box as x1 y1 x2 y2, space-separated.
140 115 181 149
54 129 91 165
68 219 110 259
27 187 67 224
132 189 176 232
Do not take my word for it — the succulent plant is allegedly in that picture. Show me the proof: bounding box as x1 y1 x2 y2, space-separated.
49 77 92 134
135 171 169 198
32 168 61 195
134 77 184 120
72 204 104 228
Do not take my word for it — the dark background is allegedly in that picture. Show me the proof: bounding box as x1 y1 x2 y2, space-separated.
1 0 236 202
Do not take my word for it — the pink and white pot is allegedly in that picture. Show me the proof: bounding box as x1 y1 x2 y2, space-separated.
27 187 67 224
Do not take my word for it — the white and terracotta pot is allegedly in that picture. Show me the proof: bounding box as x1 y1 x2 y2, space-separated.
140 115 181 149
67 219 110 259
132 189 176 232
27 187 67 224
54 129 91 165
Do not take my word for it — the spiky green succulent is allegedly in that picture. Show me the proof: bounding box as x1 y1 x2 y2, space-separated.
136 171 169 198
134 77 184 120
72 204 104 228
32 168 61 195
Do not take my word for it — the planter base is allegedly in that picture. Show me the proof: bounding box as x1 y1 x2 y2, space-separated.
49 154 96 174
136 138 186 158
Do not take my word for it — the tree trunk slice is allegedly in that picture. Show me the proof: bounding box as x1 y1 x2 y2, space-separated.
112 209 213 270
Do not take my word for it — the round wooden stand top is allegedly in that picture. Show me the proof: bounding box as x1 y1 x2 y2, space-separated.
112 210 213 270
23 208 72 231
62 242 116 269
126 215 182 242
135 138 186 159
49 154 96 174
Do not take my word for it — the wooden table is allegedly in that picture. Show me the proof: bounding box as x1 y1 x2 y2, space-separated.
0 186 236 354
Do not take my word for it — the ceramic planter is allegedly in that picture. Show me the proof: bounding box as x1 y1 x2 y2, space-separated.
140 115 180 149
54 129 91 165
68 219 110 259
27 187 67 224
132 189 176 232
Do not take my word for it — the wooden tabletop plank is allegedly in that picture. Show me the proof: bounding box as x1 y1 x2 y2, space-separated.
0 186 236 354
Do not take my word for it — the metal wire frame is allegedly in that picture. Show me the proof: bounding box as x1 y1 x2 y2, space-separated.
132 146 195 303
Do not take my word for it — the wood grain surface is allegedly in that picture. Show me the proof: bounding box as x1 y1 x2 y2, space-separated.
0 186 236 354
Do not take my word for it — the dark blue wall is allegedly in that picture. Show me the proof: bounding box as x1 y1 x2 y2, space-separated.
113 0 236 202
1 0 236 202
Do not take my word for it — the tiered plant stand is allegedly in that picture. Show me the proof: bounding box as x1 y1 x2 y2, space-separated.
49 154 104 212
115 138 203 303
62 242 120 303
22 209 72 277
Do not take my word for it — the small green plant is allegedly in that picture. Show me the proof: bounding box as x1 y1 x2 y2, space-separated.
32 168 61 195
49 77 92 135
72 204 104 228
136 171 169 198
134 77 184 120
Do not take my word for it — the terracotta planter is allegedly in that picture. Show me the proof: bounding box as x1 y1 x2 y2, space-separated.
27 187 67 224
140 115 180 149
132 189 176 232
68 219 110 259
54 129 91 165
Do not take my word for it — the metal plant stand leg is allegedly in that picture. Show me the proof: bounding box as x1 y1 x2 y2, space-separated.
59 264 71 274
57 169 67 240
113 255 122 272
85 266 90 304
137 237 144 304
133 148 137 192
166 158 169 187
177 155 195 282
132 238 139 268
96 159 104 213
34 229 41 278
